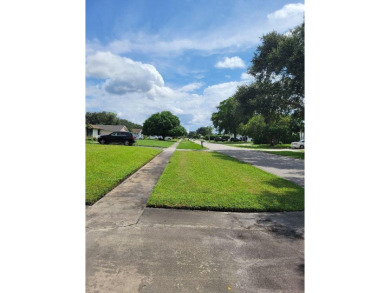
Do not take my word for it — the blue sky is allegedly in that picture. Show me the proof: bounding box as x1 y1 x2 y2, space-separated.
86 0 304 131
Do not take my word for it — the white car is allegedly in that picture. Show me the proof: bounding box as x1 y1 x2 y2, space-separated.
291 140 305 149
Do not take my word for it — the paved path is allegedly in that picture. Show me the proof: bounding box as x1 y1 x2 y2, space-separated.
86 141 304 292
196 141 304 187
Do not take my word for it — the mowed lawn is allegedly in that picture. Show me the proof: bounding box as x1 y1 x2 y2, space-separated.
148 151 304 212
177 140 205 150
86 144 161 205
134 139 175 148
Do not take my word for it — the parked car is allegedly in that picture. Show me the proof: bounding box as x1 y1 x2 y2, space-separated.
165 136 172 140
291 140 305 149
230 137 240 142
98 131 136 146
214 137 227 142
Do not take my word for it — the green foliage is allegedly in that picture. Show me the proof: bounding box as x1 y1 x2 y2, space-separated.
142 111 183 139
85 111 142 130
195 127 206 136
169 125 187 138
147 151 304 212
249 22 304 122
211 22 305 144
242 115 298 145
211 97 242 138
188 131 200 139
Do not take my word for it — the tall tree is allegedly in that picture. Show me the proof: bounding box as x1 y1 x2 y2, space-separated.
249 22 304 122
142 111 182 139
211 97 242 138
195 127 207 136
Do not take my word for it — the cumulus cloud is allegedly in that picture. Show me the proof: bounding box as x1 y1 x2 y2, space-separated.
178 82 204 92
215 56 246 69
267 3 304 20
86 51 256 129
267 3 304 30
86 51 164 95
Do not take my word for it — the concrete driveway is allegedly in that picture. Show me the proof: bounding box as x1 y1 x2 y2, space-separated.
197 141 304 188
86 141 304 292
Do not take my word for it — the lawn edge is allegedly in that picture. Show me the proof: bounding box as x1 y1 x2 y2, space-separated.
260 151 304 160
146 204 304 213
86 149 162 206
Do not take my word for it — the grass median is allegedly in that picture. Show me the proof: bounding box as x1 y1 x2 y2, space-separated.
134 139 175 148
177 140 205 150
148 151 304 212
86 144 161 205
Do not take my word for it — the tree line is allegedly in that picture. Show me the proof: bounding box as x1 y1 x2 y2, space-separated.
86 111 142 130
211 22 304 145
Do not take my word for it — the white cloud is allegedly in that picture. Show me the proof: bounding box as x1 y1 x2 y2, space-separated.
86 51 257 130
178 82 204 92
240 72 255 82
267 3 305 31
267 3 305 20
86 51 164 95
86 4 304 57
215 56 246 69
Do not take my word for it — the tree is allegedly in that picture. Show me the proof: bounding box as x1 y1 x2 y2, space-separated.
188 131 199 139
169 125 187 138
142 111 182 139
205 126 213 141
249 22 304 122
211 97 242 138
242 114 296 145
195 127 207 136
86 111 119 125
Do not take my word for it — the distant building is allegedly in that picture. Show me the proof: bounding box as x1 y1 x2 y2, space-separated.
86 125 129 138
131 128 143 139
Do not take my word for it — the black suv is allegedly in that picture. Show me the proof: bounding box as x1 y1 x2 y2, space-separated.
98 132 136 146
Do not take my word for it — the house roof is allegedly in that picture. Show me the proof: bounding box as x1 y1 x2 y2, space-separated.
92 125 129 132
132 128 142 133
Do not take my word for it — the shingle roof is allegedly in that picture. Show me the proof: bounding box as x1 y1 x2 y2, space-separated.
132 128 142 133
92 125 129 132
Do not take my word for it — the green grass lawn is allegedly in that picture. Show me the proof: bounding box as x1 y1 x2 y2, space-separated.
134 139 175 148
177 140 205 150
148 151 304 212
86 144 161 205
262 151 304 160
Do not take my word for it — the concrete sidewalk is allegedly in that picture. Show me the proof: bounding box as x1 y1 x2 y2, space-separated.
197 141 304 187
87 208 304 293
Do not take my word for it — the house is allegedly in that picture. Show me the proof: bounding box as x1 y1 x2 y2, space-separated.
86 125 129 138
131 128 143 139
